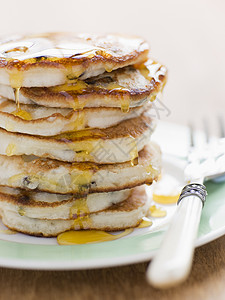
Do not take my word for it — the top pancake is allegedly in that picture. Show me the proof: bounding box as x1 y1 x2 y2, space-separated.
0 32 149 87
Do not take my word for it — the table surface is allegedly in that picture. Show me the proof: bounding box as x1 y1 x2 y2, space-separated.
0 0 225 298
0 235 224 300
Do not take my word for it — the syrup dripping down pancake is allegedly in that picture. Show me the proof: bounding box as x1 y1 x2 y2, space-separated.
0 98 151 136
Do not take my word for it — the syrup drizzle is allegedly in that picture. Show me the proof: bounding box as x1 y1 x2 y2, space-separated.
57 216 153 245
18 207 26 216
5 143 16 156
8 70 24 109
149 205 167 218
57 228 134 245
137 218 152 228
51 81 130 112
14 88 20 109
12 109 32 120
129 137 138 167
70 197 92 230
153 194 180 205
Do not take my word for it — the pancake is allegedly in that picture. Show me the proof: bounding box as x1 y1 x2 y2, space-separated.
0 32 149 87
0 98 151 136
0 60 167 109
0 186 131 220
0 112 155 163
0 185 149 236
0 143 161 194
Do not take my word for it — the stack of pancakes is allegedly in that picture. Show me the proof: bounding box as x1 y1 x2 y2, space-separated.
0 33 167 236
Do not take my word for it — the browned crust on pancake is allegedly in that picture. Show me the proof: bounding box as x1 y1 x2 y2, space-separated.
89 178 156 194
0 187 132 209
21 81 151 102
22 71 165 98
3 139 156 172
0 99 152 125
0 184 144 211
0 186 149 236
0 49 148 71
0 219 143 237
0 178 156 195
0 222 43 237
0 188 73 208
0 33 149 71
49 178 154 195
0 112 154 143
34 142 156 170
20 63 167 106
54 112 154 141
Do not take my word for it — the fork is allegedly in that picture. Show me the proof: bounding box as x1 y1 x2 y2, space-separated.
146 116 225 288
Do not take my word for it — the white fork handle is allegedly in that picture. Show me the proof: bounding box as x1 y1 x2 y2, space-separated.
146 183 206 288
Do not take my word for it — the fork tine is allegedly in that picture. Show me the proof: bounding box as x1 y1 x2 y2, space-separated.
188 122 194 147
218 115 225 138
203 117 210 143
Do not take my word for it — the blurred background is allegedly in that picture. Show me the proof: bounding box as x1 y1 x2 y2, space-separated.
0 0 224 132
